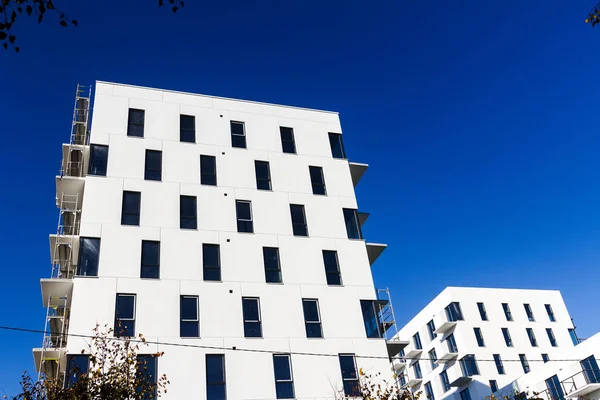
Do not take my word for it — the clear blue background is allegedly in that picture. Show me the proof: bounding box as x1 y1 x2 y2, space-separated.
1 0 599 395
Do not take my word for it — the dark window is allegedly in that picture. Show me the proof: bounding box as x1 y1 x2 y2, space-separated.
180 114 195 143
290 204 308 236
519 354 530 373
144 150 162 181
429 348 437 370
121 191 141 226
445 302 464 321
141 240 160 279
474 327 485 347
360 300 381 339
427 319 437 340
424 381 435 400
230 121 246 149
115 293 136 337
440 370 451 392
136 355 157 400
329 133 346 159
200 155 217 186
203 244 221 281
180 195 197 229
273 354 295 399
398 371 407 386
447 333 458 353
309 166 326 195
460 354 480 376
88 144 109 176
527 328 538 347
206 354 226 400
460 388 472 400
65 355 89 388
545 375 565 400
343 208 362 239
127 109 144 137
180 295 199 337
280 127 296 154
542 354 550 363
77 237 100 277
477 302 488 321
263 247 282 283
322 250 342 286
569 328 580 346
581 355 600 384
490 380 499 393
339 354 359 396
524 303 535 321
502 303 513 321
545 304 556 322
547 328 558 347
236 200 253 233
413 361 422 379
242 297 262 338
413 332 423 350
502 328 513 347
493 354 505 374
255 160 271 190
302 299 322 338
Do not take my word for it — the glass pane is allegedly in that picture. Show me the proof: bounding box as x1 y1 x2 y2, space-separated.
255 161 271 190
204 268 221 282
181 296 198 320
265 270 282 284
276 382 295 399
236 201 251 220
180 115 195 131
306 323 322 338
207 385 226 400
66 355 89 387
230 121 244 135
273 355 291 380
280 127 294 141
201 155 216 173
361 300 380 339
123 192 141 213
141 265 159 279
243 299 259 320
180 196 197 217
129 109 145 124
203 244 220 268
237 220 254 233
339 355 357 379
206 355 225 382
78 237 100 276
343 208 361 239
293 223 308 237
263 248 280 270
290 205 305 223
232 134 246 148
329 133 346 159
343 380 360 397
116 295 135 319
141 241 159 266
302 300 319 322
89 145 108 176
326 272 341 286
322 251 338 272
244 321 262 337
180 321 199 337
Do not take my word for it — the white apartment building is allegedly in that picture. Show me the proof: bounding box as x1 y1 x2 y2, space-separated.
394 287 580 400
32 82 402 399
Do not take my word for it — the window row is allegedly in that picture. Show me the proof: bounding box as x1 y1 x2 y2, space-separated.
66 351 362 399
439 301 560 324
125 108 348 158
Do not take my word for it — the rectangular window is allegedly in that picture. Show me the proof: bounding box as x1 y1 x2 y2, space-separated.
545 375 565 400
280 127 296 154
136 355 157 400
545 304 556 322
127 108 144 137
203 244 221 282
180 114 195 143
309 166 326 195
502 303 513 321
200 155 217 186
459 388 472 400
524 303 535 321
519 354 530 373
542 353 550 363
329 133 346 159
581 355 600 384
263 247 282 283
322 250 342 286
527 328 538 347
343 208 362 239
121 191 141 226
360 300 381 339
490 380 499 393
206 354 226 400
399 371 407 387
446 333 458 353
502 328 513 347
290 204 308 236
65 355 89 388
474 327 485 347
180 295 199 338
440 370 451 392
429 348 438 370
115 293 136 337
236 200 254 233
303 299 323 338
254 160 272 190
88 144 109 176
413 332 423 350
427 319 437 341
413 361 422 379
180 195 197 229
547 328 558 347
460 354 480 376
140 240 160 279
477 302 488 321
569 328 579 346
273 354 295 399
144 150 162 181
424 381 435 400
77 237 100 277
242 297 262 338
230 121 246 149
339 354 359 396
493 354 505 374
445 302 464 321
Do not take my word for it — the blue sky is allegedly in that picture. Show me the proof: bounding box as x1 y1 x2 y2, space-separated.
1 0 600 395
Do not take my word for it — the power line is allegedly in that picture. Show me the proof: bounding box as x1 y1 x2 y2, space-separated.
0 325 592 364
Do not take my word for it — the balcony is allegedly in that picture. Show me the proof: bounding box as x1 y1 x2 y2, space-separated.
349 162 368 187
60 143 89 178
55 176 85 209
392 358 407 371
436 347 459 364
49 234 80 279
406 377 423 387
434 309 458 334
366 242 387 265
358 212 369 227
41 279 73 309
385 337 409 358
32 348 66 380
404 342 423 359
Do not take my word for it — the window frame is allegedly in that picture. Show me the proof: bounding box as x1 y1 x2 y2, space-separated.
545 304 556 322
88 144 109 176
459 354 480 376
140 240 160 279
65 354 89 388
490 380 499 393
136 354 157 400
360 300 382 339
569 328 579 346
413 360 423 379
445 302 464 321
203 244 221 282
263 247 282 284
279 126 296 154
309 166 327 195
121 191 141 226
254 160 272 190
230 120 247 149
545 375 565 400
290 204 308 237
127 108 145 137
180 195 198 230
527 328 538 347
338 354 359 397
459 388 472 400
502 303 513 321
343 208 363 240
114 293 136 337
524 303 535 321
428 348 438 370
502 328 513 347
328 133 346 159
77 237 101 277
440 370 451 392
302 298 323 338
427 319 437 341
242 297 262 338
493 354 505 374
580 355 600 384
424 381 435 400
235 200 254 233
474 327 485 347
322 250 342 286
446 333 459 353
519 354 530 373
206 354 226 400
180 295 200 338
180 114 196 143
200 155 217 186
477 302 488 321
413 332 423 350
144 150 162 181
273 354 295 399
547 328 558 347
542 353 550 363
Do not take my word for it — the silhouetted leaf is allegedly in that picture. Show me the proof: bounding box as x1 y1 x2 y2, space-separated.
2 43 7 50
9 34 15 43
172 5 178 12
0 23 5 29
26 5 31 15
15 46 19 52
60 20 67 27
180 1 185 6
38 13 43 23
0 31 6 40
158 0 163 6
72 19 78 26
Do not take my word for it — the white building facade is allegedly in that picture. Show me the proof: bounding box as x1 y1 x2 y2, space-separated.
33 82 400 399
394 287 580 400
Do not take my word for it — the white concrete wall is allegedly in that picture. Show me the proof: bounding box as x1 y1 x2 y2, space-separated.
64 81 390 400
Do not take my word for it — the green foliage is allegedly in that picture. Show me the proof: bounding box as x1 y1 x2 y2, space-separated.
585 1 600 26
